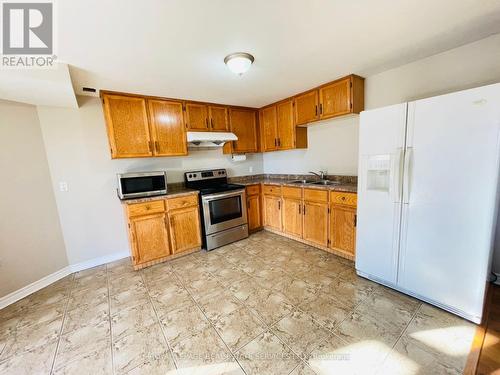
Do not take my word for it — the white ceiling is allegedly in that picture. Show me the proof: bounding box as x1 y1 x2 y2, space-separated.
35 1 500 107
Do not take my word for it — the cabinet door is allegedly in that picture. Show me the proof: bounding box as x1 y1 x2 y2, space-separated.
294 90 319 125
330 205 356 256
130 213 170 264
263 195 282 231
261 106 278 151
102 94 152 158
277 100 295 150
303 201 329 247
209 106 229 131
168 206 202 254
148 100 187 156
230 109 258 153
319 77 351 119
186 103 209 130
247 194 261 231
282 198 302 238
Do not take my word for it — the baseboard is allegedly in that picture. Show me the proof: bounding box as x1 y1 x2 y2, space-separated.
69 251 130 273
0 266 72 310
0 251 130 310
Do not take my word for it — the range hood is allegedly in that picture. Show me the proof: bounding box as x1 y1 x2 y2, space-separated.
187 131 238 149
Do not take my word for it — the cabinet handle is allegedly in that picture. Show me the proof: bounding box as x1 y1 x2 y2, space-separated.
206 118 209 128
277 138 281 147
274 138 277 147
303 205 306 215
298 204 301 214
154 141 159 153
354 214 357 227
148 141 153 152
315 105 318 116
278 200 281 210
210 118 214 128
319 103 323 115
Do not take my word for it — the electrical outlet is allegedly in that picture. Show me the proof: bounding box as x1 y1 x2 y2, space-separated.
59 182 68 192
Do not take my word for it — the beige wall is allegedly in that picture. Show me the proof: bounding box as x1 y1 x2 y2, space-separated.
37 97 263 265
0 101 68 298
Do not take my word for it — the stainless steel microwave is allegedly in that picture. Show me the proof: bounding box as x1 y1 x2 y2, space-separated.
117 171 167 200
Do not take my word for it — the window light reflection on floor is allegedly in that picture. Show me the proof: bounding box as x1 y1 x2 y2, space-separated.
409 325 476 356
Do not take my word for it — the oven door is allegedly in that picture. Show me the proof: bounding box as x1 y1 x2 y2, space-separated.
202 190 247 235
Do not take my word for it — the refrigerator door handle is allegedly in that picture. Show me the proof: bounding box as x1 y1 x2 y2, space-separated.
403 147 413 204
391 148 404 203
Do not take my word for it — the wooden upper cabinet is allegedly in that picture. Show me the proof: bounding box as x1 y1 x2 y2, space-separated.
319 77 351 119
229 108 258 153
148 100 187 156
294 90 319 126
261 106 278 151
186 103 209 130
208 106 229 131
102 94 152 158
129 212 170 264
276 100 295 150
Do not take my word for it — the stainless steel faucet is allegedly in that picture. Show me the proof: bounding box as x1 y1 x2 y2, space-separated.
309 170 327 180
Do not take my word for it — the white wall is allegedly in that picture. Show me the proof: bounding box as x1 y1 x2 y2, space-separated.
0 101 68 298
37 96 263 265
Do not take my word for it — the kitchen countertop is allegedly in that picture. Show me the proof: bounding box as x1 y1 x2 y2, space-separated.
231 176 358 193
119 185 199 205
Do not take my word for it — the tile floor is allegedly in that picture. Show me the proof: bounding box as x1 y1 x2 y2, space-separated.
0 231 477 374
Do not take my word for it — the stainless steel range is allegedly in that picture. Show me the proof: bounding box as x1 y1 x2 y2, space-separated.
185 169 248 250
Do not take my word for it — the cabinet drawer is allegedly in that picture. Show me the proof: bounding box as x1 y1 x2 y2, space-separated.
127 200 165 217
303 188 328 203
246 184 261 196
330 192 357 207
263 184 282 196
282 186 302 199
166 194 198 211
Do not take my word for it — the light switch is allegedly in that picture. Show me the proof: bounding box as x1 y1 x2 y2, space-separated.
59 181 68 192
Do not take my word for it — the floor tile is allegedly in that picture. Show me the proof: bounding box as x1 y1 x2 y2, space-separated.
113 324 169 375
53 343 112 375
236 330 301 375
67 286 108 311
160 300 210 346
62 301 109 335
272 309 330 358
111 302 157 341
273 276 319 305
0 338 57 375
213 306 267 351
299 294 352 331
171 325 235 371
197 291 243 323
322 276 375 309
244 288 294 325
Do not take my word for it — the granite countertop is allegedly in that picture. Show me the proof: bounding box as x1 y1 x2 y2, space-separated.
120 185 199 205
230 175 358 193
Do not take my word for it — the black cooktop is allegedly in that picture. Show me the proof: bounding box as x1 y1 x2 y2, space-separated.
198 183 245 196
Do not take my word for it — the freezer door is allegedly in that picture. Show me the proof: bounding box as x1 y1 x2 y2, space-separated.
356 103 407 284
399 84 500 321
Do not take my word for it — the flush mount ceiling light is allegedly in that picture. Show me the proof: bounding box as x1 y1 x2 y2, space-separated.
224 52 254 75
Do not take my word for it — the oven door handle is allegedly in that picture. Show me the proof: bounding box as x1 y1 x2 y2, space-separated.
201 190 246 201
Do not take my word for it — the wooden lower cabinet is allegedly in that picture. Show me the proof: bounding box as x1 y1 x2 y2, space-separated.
282 197 303 238
330 205 357 257
124 193 201 269
168 206 202 254
129 212 170 264
246 185 262 232
263 194 282 231
303 201 329 247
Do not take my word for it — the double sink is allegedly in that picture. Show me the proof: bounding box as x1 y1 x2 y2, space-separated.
289 179 340 186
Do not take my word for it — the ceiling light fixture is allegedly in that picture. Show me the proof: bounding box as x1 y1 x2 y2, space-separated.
224 52 254 75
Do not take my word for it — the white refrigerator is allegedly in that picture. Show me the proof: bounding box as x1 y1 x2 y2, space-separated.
356 83 500 323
